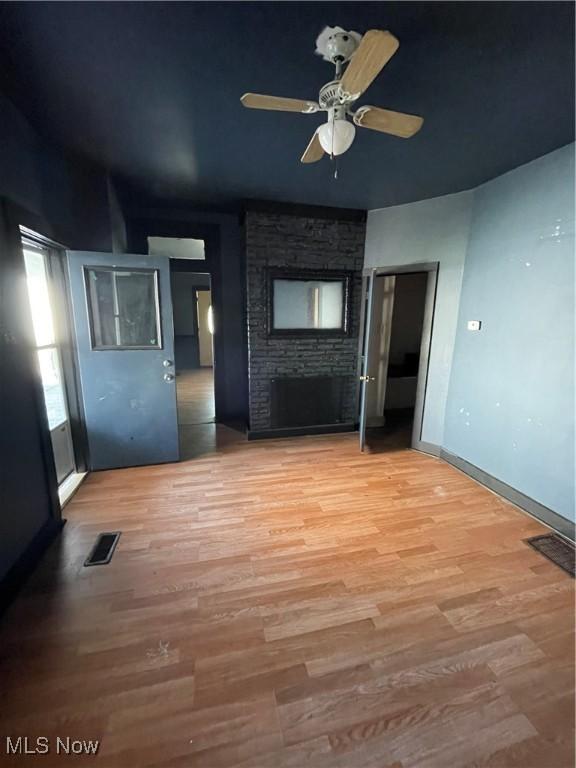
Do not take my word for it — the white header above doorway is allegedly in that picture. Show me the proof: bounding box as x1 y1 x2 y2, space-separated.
148 236 205 260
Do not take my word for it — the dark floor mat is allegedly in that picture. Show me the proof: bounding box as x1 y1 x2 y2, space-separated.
526 533 575 577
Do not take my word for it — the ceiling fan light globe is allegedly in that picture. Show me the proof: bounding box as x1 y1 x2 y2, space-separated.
318 119 356 156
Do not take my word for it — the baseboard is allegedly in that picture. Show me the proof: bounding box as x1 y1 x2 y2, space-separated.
440 449 575 542
58 471 87 508
414 440 442 457
248 423 356 441
0 518 65 618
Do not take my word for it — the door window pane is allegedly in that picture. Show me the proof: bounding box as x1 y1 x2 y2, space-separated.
85 267 161 349
273 279 344 330
23 249 55 346
37 348 67 430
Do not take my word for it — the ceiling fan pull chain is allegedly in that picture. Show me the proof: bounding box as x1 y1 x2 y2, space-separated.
331 107 336 160
331 155 339 180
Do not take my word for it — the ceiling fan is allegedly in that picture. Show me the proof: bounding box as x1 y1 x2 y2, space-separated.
240 26 424 164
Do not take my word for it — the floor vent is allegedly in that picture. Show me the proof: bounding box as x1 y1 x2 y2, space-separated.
84 532 121 567
526 533 575 577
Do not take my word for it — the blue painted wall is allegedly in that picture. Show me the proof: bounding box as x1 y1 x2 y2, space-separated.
0 92 115 584
0 93 113 251
444 144 575 522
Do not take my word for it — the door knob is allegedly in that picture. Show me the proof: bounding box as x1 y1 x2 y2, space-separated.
163 373 175 382
163 359 173 367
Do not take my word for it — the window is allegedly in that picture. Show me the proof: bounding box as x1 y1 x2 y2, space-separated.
269 270 351 335
84 267 161 349
23 248 68 430
23 239 76 485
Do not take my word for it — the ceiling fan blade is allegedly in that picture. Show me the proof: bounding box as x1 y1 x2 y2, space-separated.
241 93 319 113
339 30 399 100
301 130 324 163
354 106 423 138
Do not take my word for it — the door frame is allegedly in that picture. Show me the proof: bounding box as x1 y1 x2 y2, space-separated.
357 271 374 452
357 262 439 452
1 204 61 531
20 226 89 474
131 222 230 425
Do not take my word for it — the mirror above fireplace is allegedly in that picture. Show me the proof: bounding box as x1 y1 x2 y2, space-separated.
268 268 352 336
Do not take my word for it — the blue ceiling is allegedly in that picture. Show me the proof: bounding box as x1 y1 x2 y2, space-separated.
0 1 573 210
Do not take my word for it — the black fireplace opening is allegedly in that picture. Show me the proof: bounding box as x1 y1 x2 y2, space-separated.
271 376 346 428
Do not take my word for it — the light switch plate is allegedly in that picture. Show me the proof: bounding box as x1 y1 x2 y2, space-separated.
467 320 482 331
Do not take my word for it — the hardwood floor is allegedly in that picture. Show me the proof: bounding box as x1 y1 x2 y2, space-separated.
0 432 574 767
176 367 215 425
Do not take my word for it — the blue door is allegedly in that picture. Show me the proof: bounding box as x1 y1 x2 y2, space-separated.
67 251 179 469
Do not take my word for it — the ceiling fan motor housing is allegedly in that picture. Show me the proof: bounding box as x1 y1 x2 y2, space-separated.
316 27 361 64
326 31 359 63
319 80 344 109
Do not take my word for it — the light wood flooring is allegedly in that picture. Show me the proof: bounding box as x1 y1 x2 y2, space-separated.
0 431 574 767
176 367 215 425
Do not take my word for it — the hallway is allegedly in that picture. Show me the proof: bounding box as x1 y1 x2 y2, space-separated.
176 368 215 425
0 433 573 767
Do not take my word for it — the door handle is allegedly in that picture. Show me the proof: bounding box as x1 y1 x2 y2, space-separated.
359 375 375 382
163 373 175 382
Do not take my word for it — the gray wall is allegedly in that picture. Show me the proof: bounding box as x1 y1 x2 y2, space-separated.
444 144 575 522
364 191 473 445
170 272 211 371
171 272 210 335
108 176 128 253
246 211 366 432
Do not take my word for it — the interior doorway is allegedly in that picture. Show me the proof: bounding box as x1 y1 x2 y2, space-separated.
170 268 216 449
147 233 230 460
358 266 437 452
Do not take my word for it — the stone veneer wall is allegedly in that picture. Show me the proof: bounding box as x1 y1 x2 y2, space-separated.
245 210 366 432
